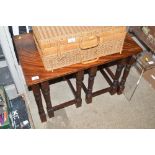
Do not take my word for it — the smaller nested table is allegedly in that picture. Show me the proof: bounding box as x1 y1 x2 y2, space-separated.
13 33 142 122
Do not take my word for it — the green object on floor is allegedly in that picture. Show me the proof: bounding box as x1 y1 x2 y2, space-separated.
0 86 11 129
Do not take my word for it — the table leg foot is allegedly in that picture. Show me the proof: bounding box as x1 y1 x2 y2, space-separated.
40 113 47 122
31 84 47 122
85 96 92 104
47 108 54 118
76 98 82 108
76 70 84 108
86 67 97 104
40 81 54 118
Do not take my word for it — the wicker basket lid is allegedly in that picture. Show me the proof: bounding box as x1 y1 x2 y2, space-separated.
33 26 126 52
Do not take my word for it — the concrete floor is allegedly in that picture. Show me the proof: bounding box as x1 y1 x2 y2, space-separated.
26 67 155 129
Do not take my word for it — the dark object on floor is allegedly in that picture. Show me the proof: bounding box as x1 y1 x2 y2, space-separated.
8 96 31 129
0 94 5 114
0 67 14 86
0 86 11 129
0 94 4 106
0 44 5 60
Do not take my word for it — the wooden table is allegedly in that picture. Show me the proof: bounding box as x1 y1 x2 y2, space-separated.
13 33 142 122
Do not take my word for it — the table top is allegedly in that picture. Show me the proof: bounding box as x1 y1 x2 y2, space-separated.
13 33 142 86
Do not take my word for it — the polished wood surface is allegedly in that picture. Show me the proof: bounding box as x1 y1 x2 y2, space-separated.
13 33 142 87
31 84 47 122
40 81 54 118
110 59 126 95
86 66 97 104
75 71 84 107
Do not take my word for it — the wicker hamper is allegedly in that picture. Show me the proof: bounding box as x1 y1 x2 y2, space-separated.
32 26 126 71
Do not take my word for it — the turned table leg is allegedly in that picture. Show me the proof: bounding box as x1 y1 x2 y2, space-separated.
40 81 54 118
86 66 98 104
31 84 47 122
76 70 84 108
110 60 125 95
117 56 136 95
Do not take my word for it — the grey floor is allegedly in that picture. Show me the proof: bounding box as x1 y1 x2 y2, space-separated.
27 66 155 129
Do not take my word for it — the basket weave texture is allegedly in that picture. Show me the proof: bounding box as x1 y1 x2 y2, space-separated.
32 26 126 71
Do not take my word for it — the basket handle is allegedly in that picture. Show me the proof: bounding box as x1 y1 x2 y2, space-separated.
79 36 100 50
82 58 99 64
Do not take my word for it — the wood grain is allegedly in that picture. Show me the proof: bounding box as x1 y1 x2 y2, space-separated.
13 33 142 87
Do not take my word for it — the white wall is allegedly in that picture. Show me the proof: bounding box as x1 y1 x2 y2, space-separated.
0 26 26 95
